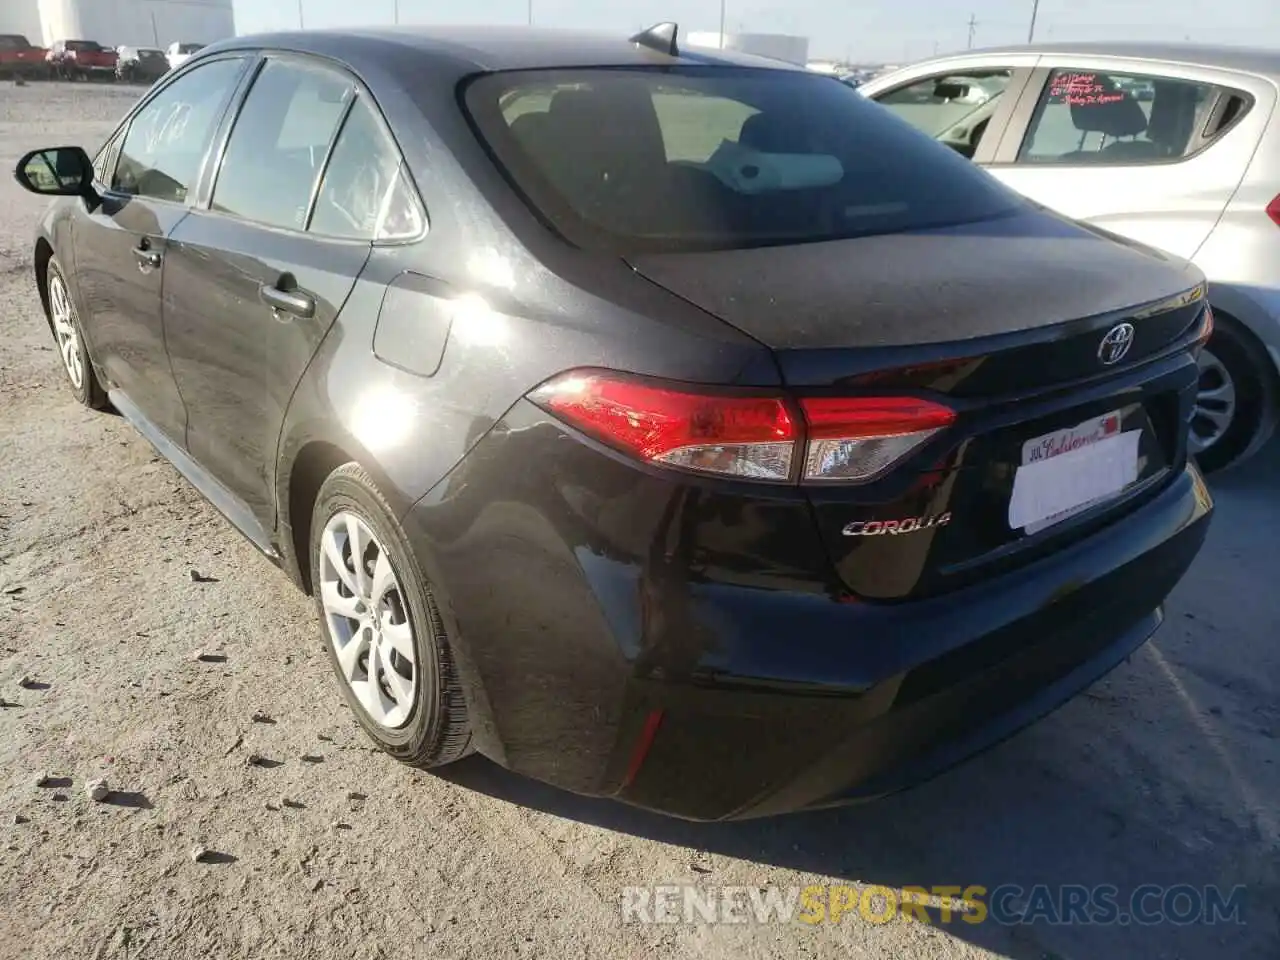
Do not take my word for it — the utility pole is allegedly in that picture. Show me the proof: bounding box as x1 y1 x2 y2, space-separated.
719 0 727 47
528 0 534 26
393 0 399 25
1028 0 1040 42
967 13 977 49
298 0 305 29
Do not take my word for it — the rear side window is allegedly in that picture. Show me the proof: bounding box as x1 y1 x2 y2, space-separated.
212 58 353 231
113 57 245 202
309 95 424 240
466 67 1022 254
1018 69 1239 165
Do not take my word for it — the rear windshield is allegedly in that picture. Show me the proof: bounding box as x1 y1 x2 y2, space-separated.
464 67 1023 253
178 43 204 53
68 41 103 52
0 35 32 50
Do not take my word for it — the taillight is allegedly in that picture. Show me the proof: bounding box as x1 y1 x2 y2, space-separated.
799 396 956 483
1267 195 1280 228
528 370 954 484
529 372 798 481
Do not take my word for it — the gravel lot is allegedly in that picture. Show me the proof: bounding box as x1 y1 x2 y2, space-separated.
1 81 1277 960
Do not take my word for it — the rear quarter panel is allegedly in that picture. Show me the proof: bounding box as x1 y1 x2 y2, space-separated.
986 56 1274 263
1193 74 1280 374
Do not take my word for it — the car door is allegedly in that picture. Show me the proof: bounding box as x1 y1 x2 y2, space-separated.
162 55 414 530
983 58 1266 261
71 55 249 442
863 55 1040 162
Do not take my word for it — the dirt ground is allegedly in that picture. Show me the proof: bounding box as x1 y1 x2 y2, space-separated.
1 81 1277 960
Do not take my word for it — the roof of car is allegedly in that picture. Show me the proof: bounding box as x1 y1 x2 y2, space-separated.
207 25 802 74
953 41 1280 78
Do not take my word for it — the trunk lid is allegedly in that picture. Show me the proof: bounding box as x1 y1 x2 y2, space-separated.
629 209 1208 600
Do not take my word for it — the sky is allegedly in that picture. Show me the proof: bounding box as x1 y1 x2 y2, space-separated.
231 0 1280 63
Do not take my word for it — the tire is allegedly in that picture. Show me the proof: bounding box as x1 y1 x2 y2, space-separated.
309 462 471 767
1192 313 1278 474
46 258 109 410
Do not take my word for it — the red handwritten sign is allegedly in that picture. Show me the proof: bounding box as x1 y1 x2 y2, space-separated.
1048 72 1126 107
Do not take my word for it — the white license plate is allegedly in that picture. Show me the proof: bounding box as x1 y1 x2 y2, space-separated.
1008 411 1141 534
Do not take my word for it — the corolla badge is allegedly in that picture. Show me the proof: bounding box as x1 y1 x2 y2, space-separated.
842 513 952 537
1098 322 1136 366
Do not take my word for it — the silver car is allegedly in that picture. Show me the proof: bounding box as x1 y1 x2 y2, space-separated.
862 42 1280 472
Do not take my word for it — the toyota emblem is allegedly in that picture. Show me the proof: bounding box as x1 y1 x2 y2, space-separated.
1098 322 1136 366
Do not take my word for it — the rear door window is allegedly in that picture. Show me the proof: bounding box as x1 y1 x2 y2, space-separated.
1018 68 1241 164
308 95 424 240
466 67 1022 254
211 58 354 231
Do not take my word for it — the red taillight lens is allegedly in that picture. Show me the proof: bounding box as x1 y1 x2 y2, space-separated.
1267 195 1280 228
529 371 799 481
529 371 954 484
799 396 956 482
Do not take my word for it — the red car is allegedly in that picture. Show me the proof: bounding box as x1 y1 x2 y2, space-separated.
0 34 48 79
47 39 117 80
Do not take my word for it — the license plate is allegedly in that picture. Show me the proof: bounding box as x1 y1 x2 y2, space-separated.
1008 411 1141 534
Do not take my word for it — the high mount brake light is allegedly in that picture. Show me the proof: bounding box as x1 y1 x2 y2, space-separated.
529 371 956 484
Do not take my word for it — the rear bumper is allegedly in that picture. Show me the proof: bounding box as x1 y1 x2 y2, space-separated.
617 465 1211 819
406 437 1212 820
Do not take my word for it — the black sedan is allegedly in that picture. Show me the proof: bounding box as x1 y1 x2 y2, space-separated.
14 24 1213 820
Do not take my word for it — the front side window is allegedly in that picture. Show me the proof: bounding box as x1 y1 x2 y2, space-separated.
467 67 1022 254
1018 68 1226 165
874 70 1012 158
309 95 423 240
113 57 245 202
211 58 354 231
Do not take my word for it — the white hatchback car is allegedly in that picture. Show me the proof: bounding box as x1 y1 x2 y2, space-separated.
862 42 1280 472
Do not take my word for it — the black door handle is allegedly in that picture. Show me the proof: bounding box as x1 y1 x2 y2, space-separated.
132 245 161 269
259 282 316 319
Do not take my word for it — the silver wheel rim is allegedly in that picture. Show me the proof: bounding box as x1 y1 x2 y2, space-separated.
318 511 417 729
1190 347 1237 455
48 272 84 390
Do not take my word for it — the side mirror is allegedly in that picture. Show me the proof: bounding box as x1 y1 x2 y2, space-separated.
14 146 97 200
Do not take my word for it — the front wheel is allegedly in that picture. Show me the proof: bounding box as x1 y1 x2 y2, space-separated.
1191 315 1277 474
309 463 471 767
46 259 108 409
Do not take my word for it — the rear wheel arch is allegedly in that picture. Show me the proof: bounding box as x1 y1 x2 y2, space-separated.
286 440 357 595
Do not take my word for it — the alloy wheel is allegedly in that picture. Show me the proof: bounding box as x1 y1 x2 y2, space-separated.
48 272 84 390
1189 347 1237 455
318 511 417 729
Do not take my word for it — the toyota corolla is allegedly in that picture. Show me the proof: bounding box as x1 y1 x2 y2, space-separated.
14 24 1213 819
